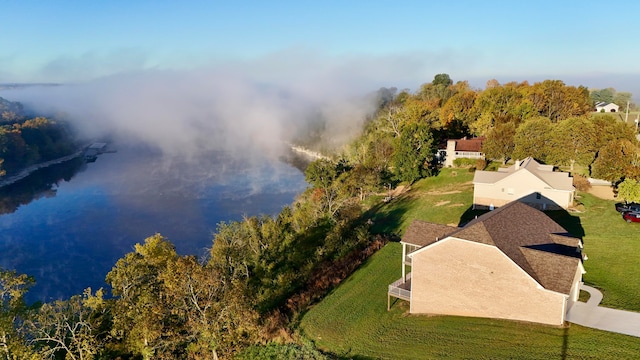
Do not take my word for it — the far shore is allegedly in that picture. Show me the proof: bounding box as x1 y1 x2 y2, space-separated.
0 150 84 189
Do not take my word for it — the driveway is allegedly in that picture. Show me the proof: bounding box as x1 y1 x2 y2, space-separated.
566 284 640 337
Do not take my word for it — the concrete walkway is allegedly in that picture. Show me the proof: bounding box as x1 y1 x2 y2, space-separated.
566 284 640 337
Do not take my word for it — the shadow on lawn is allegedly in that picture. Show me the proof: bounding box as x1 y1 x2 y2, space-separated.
364 194 416 238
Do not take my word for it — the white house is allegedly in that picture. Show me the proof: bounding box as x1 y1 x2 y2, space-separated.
388 201 585 326
472 157 575 210
595 102 620 112
442 137 485 167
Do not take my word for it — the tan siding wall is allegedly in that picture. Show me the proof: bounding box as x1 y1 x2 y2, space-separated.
410 239 566 325
568 264 584 304
474 171 572 209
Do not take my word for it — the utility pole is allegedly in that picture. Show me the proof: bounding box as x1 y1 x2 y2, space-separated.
626 100 630 123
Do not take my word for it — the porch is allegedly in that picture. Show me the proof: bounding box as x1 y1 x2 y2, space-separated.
388 273 412 310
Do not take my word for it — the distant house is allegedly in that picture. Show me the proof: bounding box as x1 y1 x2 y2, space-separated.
472 157 575 210
442 137 484 167
388 201 584 326
595 102 619 112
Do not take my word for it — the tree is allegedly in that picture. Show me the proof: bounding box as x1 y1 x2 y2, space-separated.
161 256 260 360
548 117 597 171
106 234 180 360
24 288 107 360
512 116 553 162
391 122 435 183
304 159 338 189
0 159 4 178
0 268 36 360
591 139 638 183
590 88 615 104
472 82 526 127
304 159 350 217
527 80 591 121
482 122 516 164
617 178 640 203
591 114 637 150
613 91 635 111
432 73 453 87
439 90 477 128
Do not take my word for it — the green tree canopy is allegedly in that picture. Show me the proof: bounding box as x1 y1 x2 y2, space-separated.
482 122 516 164
591 139 638 183
617 178 640 203
548 117 596 171
391 122 435 183
590 88 615 104
512 116 553 162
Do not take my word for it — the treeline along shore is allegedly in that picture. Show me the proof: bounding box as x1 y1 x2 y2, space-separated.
0 149 83 188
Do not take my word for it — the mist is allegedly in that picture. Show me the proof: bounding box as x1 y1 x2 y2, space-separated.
0 51 441 162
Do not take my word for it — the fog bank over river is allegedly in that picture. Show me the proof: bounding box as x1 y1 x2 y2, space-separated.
0 142 307 302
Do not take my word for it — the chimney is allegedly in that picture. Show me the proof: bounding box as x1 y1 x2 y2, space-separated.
515 160 520 170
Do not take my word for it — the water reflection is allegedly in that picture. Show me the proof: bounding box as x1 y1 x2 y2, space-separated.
0 144 307 302
0 157 87 215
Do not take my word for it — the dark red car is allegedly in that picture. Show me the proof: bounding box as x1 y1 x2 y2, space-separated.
623 212 640 223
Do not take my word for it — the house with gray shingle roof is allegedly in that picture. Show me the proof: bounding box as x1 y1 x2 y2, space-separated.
595 101 619 112
473 157 575 210
388 201 585 326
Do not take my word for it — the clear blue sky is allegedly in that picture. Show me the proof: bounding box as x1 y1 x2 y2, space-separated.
2 0 640 92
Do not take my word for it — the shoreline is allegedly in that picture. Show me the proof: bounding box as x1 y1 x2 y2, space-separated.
288 144 331 160
0 150 84 189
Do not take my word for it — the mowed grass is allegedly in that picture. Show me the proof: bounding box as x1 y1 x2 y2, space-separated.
568 192 640 310
299 243 640 359
299 168 640 359
367 168 480 235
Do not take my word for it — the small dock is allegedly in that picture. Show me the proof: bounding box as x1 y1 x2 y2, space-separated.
84 142 110 162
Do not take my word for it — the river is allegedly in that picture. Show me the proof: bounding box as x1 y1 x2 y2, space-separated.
0 143 308 302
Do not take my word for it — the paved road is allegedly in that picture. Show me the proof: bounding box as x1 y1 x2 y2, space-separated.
566 284 640 337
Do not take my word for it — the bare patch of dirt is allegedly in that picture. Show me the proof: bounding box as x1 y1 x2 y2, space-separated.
448 203 465 207
435 201 450 207
425 190 462 195
389 185 409 197
586 185 615 200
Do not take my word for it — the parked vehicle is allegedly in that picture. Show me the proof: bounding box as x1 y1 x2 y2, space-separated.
615 202 640 213
622 212 640 223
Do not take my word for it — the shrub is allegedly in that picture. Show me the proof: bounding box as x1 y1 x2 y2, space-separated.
573 174 592 192
453 158 478 167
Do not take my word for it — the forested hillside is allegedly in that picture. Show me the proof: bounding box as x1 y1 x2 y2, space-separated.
0 97 79 177
1 75 639 359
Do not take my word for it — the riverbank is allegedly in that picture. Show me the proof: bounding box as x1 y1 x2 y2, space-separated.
288 144 331 160
0 150 84 188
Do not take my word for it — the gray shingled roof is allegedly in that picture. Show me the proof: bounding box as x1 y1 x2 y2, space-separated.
405 201 581 295
473 157 574 192
401 221 457 247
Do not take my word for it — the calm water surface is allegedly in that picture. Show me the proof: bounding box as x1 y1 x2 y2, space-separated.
0 144 307 302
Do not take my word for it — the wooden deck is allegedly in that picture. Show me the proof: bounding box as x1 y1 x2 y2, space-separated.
388 273 412 310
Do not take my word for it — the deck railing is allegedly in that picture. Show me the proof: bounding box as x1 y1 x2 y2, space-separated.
388 273 411 301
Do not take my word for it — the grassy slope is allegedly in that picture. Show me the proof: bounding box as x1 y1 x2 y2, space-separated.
569 193 640 310
299 168 640 359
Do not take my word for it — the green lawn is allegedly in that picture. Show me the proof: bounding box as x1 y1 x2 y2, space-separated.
298 168 640 359
567 193 640 310
299 243 640 359
367 168 480 235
